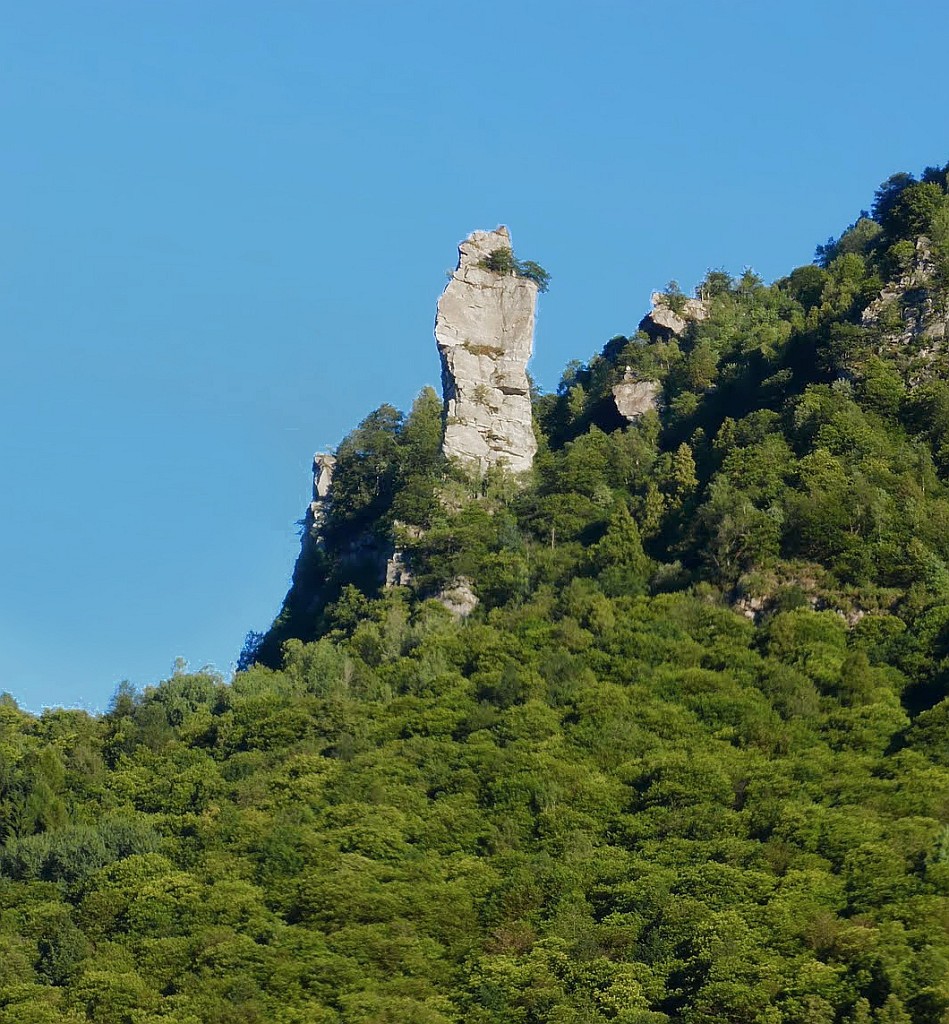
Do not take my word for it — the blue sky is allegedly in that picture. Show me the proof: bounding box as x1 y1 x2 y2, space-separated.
1 0 947 711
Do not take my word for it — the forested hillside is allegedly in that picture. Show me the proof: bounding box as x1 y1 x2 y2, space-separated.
1 166 948 1023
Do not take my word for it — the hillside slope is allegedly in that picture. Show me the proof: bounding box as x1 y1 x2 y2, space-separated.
0 166 947 1023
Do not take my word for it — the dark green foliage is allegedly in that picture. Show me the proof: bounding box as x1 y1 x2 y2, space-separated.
872 172 919 227
326 403 405 543
255 387 449 665
514 259 551 292
479 247 551 292
589 502 651 596
479 246 517 274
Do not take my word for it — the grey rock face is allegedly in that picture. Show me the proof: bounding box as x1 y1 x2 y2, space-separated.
313 453 336 499
385 548 411 588
437 577 479 618
639 292 709 339
307 452 336 538
384 522 422 589
435 226 538 475
861 237 949 383
612 367 660 422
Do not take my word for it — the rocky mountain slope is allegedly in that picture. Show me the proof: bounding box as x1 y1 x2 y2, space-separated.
0 166 946 1024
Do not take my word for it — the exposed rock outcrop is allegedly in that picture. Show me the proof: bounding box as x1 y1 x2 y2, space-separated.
612 366 660 422
435 227 538 475
437 577 479 619
384 549 410 588
861 236 949 383
385 522 422 589
306 452 336 539
639 291 709 340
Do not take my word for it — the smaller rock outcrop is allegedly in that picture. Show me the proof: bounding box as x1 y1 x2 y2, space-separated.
435 226 538 475
385 549 410 588
306 453 336 538
639 291 709 340
861 236 949 383
384 522 422 589
437 577 479 619
612 366 660 422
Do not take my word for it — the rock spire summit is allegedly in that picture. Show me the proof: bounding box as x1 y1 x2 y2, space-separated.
435 226 538 475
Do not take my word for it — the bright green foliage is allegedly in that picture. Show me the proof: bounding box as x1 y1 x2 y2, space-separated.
0 587 946 1022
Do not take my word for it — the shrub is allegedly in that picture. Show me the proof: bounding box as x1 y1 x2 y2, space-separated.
479 248 551 292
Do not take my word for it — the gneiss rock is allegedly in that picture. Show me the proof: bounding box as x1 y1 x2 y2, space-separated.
612 366 660 422
384 522 422 589
435 226 538 475
313 453 336 499
639 291 709 340
306 452 336 539
861 236 949 383
437 577 479 618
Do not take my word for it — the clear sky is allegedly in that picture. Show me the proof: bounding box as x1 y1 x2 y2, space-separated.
1 0 947 711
